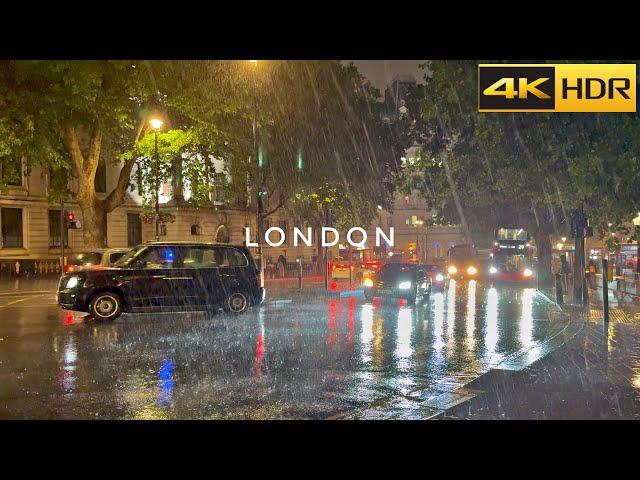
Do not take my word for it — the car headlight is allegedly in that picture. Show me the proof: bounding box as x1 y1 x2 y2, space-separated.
489 266 498 274
435 273 444 282
447 265 457 275
523 268 533 277
66 276 80 289
398 281 412 290
363 278 374 287
467 266 478 275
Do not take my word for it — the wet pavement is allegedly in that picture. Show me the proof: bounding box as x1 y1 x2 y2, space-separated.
0 281 566 419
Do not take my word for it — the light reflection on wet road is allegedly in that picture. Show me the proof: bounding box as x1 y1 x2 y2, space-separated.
0 282 564 419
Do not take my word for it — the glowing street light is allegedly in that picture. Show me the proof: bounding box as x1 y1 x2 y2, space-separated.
149 117 164 240
149 118 164 130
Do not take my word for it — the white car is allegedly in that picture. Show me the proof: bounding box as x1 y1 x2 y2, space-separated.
65 248 131 273
330 257 354 279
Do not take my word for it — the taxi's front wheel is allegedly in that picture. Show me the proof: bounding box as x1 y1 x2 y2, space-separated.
89 292 123 321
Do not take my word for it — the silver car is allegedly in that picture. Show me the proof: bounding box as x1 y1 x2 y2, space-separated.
65 248 131 273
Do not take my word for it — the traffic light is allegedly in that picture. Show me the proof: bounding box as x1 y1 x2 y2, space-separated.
296 146 303 171
64 210 81 229
257 188 267 214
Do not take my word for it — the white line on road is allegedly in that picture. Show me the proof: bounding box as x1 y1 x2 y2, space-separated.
0 294 47 308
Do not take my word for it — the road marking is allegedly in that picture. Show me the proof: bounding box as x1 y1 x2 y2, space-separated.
0 294 47 308
0 290 54 297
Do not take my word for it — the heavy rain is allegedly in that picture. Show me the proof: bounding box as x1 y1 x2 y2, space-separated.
1 59 640 420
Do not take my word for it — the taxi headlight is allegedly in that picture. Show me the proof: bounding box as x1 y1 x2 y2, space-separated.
435 273 444 282
363 278 374 287
447 265 457 275
467 266 478 275
66 276 79 289
523 268 533 277
398 281 412 290
489 266 498 274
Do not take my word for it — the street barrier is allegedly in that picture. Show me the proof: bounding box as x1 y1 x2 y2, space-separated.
0 260 62 278
615 273 640 304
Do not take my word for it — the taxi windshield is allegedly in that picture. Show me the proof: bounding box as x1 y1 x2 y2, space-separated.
112 245 145 267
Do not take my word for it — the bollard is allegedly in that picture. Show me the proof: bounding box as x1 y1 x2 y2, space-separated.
602 258 610 325
555 273 564 305
297 258 303 290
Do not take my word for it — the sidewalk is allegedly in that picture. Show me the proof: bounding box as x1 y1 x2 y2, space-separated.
447 281 640 419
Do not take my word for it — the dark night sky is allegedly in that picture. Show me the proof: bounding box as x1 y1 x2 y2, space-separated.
346 60 428 91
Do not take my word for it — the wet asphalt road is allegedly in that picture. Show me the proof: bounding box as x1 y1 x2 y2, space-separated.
0 281 565 419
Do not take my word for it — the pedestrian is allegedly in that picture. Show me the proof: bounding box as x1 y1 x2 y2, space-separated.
587 259 597 290
277 254 286 278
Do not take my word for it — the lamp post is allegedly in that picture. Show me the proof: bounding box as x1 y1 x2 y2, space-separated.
150 118 164 241
415 219 424 262
633 212 640 274
248 60 265 284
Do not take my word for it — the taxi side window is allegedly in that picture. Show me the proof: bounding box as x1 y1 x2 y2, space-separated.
214 247 248 267
183 247 219 268
137 247 179 269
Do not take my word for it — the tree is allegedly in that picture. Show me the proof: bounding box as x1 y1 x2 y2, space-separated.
0 60 158 247
1 60 397 251
396 60 640 285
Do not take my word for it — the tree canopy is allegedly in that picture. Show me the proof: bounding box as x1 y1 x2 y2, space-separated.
0 60 398 247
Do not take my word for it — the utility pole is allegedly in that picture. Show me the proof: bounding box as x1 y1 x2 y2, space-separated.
154 128 160 241
571 206 589 305
60 201 65 272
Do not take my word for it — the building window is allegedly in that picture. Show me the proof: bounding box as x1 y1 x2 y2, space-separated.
215 224 230 243
48 167 68 193
127 213 142 247
1 208 23 248
48 210 68 247
1 159 23 187
213 172 226 203
95 158 106 193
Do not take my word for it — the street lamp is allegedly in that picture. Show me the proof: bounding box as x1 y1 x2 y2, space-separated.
633 212 640 274
414 219 424 262
248 60 265 284
150 117 164 240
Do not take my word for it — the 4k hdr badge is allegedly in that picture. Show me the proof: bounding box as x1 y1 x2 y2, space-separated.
478 64 637 112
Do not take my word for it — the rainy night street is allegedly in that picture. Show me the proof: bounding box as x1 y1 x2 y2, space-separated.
0 282 570 419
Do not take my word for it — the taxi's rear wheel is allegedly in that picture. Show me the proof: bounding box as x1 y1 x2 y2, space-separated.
225 291 249 314
89 292 123 321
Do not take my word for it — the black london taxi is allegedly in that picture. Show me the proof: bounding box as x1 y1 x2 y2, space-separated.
57 242 265 321
363 262 432 303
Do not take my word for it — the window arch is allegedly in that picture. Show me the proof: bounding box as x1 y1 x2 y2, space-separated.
215 224 230 243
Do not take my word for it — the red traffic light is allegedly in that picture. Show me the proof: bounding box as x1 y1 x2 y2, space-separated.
67 212 75 222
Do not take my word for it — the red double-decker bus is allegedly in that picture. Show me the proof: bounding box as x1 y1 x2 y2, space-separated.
489 227 536 284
